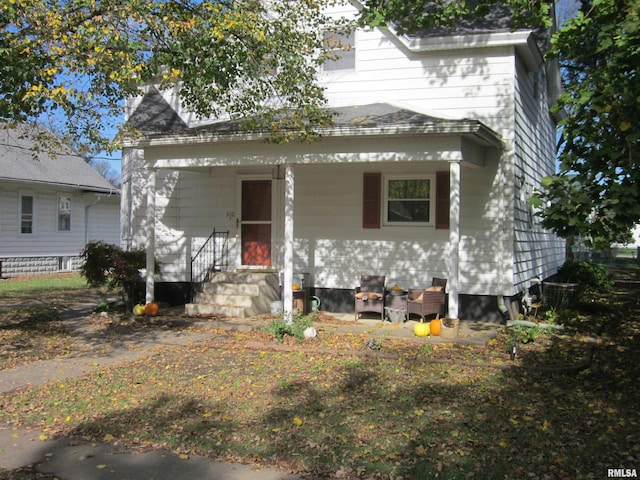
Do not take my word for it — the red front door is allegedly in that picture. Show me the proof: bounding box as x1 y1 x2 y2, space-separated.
241 180 272 266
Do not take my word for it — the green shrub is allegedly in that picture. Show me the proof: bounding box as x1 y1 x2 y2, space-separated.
266 313 315 342
80 241 146 308
556 260 612 295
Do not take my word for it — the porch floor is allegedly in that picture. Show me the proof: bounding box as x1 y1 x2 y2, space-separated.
179 308 500 347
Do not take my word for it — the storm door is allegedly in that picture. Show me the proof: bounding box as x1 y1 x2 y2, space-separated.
240 179 272 266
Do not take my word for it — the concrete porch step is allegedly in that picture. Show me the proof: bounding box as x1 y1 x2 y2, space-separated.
200 282 262 297
185 303 249 318
189 271 280 318
195 292 255 308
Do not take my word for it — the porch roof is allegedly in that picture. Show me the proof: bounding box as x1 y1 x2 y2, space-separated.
124 97 503 149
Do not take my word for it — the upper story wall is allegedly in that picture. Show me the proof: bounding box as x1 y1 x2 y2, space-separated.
319 28 518 138
127 2 552 146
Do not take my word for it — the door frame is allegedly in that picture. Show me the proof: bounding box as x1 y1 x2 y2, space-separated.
236 174 276 270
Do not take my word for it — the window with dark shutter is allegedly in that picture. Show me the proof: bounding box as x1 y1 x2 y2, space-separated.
435 171 450 229
363 172 381 229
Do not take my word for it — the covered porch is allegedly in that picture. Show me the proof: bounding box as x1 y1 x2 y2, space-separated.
123 102 504 321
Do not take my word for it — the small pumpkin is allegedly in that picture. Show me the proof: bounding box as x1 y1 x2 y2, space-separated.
414 320 431 337
133 304 146 316
292 283 301 291
144 302 160 317
430 318 442 336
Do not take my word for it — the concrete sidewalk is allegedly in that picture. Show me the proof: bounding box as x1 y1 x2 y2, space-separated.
0 423 300 480
0 302 499 479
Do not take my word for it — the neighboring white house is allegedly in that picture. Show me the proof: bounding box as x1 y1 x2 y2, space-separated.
120 2 565 321
0 123 120 277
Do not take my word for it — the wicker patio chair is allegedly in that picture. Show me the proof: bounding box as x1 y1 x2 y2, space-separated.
407 278 447 321
354 275 385 320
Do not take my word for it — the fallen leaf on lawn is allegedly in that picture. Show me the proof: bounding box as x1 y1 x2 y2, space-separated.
103 433 115 442
293 417 303 426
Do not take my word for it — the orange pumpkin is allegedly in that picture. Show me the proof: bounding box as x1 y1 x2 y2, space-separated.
144 302 159 317
430 319 442 336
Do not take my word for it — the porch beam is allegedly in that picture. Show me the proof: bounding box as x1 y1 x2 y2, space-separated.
448 161 461 319
145 168 156 304
282 164 295 324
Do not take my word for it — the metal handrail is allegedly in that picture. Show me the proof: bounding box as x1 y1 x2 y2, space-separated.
190 229 229 302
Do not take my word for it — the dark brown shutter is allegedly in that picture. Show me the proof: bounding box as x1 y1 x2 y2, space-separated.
435 171 450 230
363 172 381 229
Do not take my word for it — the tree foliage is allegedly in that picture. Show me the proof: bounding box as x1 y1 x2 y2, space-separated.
358 0 553 34
1 0 351 151
531 0 640 244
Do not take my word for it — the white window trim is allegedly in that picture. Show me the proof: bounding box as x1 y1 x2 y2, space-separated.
57 194 72 232
19 191 35 235
383 174 435 227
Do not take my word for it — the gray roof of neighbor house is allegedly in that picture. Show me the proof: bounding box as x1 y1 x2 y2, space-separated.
0 123 119 193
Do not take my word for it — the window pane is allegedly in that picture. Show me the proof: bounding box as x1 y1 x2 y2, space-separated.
21 195 33 234
323 31 355 71
387 200 430 222
58 196 71 231
388 179 430 199
242 181 271 221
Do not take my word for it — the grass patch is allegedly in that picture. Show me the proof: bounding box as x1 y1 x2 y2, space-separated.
0 273 93 304
0 273 104 371
0 304 75 371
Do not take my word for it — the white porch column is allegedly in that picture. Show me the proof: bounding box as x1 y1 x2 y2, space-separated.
448 161 461 319
145 168 157 303
282 164 295 324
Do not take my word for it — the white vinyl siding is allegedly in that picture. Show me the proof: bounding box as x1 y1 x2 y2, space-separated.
0 184 120 261
321 26 516 132
512 58 564 292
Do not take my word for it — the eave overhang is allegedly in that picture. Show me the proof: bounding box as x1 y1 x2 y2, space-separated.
398 29 544 72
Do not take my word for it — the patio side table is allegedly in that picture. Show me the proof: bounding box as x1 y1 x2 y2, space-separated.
384 292 407 323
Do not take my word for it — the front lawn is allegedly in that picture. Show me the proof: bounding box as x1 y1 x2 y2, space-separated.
1 268 639 479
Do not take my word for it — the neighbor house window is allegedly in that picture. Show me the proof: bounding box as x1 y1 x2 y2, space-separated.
384 176 433 225
58 195 71 231
323 30 355 71
20 194 34 234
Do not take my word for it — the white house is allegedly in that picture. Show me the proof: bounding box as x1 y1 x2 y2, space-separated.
120 3 565 321
0 123 120 277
